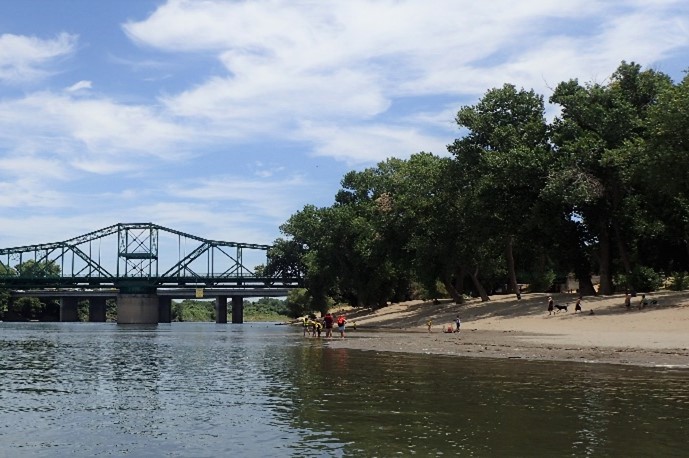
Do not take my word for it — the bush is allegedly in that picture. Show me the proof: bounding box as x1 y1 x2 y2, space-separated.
616 266 663 293
667 272 689 291
522 269 557 293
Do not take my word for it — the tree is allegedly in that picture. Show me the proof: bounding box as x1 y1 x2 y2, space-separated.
15 259 61 278
642 71 689 270
448 84 551 297
549 62 673 294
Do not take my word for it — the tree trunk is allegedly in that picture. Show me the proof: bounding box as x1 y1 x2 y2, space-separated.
453 266 466 298
598 224 613 295
442 274 463 304
470 267 490 302
614 221 635 295
505 236 519 295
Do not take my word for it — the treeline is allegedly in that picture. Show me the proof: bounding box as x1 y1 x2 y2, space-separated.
0 289 289 322
172 298 290 322
269 62 689 315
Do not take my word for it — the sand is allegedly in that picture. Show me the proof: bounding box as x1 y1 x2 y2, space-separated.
324 290 689 368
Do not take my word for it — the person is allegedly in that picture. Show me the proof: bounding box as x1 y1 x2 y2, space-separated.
314 319 322 338
302 316 309 336
624 294 631 310
574 297 582 313
547 296 554 315
427 319 432 333
454 315 461 333
337 314 347 338
639 294 648 309
323 312 334 338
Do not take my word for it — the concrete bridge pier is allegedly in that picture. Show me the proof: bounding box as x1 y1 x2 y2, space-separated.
216 296 228 323
158 296 172 323
231 296 244 324
117 294 159 324
89 297 107 322
60 297 79 322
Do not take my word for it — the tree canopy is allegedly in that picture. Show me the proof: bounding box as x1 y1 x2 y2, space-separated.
266 62 688 314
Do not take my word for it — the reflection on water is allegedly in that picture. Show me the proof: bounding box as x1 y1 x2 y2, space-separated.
1 323 688 457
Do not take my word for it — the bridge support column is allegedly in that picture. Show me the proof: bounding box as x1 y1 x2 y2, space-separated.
158 297 172 323
216 296 228 323
89 297 107 322
60 297 79 322
231 296 243 324
117 294 159 324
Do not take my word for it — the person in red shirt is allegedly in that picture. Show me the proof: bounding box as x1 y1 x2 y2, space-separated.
337 315 347 338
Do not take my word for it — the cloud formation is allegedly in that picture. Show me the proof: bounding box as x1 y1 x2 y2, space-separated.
1 0 688 247
0 32 77 84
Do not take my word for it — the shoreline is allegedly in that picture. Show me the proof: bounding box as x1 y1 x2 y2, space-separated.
323 290 689 368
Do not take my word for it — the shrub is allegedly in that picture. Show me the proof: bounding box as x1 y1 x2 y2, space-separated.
616 266 662 293
667 272 689 291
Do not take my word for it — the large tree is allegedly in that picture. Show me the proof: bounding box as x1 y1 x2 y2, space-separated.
549 62 673 294
448 84 551 297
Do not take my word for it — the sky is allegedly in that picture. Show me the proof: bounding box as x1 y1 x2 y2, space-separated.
1 0 688 251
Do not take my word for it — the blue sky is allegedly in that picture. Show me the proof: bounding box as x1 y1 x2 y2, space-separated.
1 0 688 251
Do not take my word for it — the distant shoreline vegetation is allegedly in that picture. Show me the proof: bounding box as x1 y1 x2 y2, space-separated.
0 295 291 323
172 297 290 323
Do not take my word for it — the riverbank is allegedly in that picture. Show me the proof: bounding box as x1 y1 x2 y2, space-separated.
325 290 689 368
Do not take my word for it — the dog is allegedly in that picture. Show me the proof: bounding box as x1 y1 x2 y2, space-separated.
554 304 568 312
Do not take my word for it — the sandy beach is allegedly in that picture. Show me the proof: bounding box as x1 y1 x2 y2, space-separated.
325 290 689 368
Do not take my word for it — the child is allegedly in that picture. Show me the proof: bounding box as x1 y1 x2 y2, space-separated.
574 297 582 313
454 315 461 333
427 319 432 333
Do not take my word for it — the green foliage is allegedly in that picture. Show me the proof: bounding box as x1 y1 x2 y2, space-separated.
521 269 557 293
616 266 663 293
244 297 290 321
172 299 215 322
15 260 60 277
8 297 44 320
266 61 689 303
667 272 689 291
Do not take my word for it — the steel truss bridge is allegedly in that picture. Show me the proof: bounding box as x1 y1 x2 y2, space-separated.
0 222 301 294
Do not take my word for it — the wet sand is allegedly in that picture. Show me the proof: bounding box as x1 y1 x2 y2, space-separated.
324 290 689 368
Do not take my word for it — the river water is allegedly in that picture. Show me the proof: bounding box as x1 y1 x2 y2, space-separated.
1 322 688 457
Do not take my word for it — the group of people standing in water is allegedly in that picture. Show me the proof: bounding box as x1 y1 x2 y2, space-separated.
302 312 349 338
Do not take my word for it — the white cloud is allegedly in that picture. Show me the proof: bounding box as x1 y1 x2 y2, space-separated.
303 122 450 165
0 91 197 177
122 0 689 164
65 80 92 92
0 32 77 84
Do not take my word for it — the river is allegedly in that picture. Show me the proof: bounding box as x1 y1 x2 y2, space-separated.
1 322 687 456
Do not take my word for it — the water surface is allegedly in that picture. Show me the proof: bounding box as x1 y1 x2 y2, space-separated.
1 323 687 456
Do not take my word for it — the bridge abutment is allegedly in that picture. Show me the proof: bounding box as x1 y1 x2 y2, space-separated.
117 294 159 324
231 296 244 324
216 296 228 323
60 297 79 322
89 297 107 322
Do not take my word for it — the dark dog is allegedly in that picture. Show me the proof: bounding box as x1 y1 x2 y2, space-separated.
554 304 568 312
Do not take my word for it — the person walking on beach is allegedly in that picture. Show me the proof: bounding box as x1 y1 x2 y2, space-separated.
337 314 347 338
574 297 582 313
454 315 461 333
624 294 631 310
427 319 432 333
547 296 554 315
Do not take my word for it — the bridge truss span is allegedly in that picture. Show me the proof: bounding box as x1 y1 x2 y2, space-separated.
0 223 301 292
